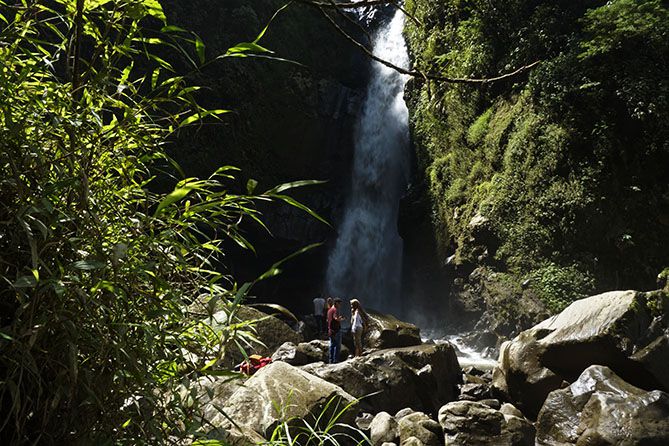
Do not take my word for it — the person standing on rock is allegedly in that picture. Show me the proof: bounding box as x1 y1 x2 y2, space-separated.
350 298 367 357
327 298 344 363
313 295 325 335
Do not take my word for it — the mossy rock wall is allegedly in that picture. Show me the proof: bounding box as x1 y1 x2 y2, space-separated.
402 0 669 319
158 1 370 307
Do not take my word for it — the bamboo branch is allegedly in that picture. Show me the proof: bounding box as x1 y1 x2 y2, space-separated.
72 0 85 98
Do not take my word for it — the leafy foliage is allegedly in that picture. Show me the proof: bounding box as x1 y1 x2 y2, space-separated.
405 0 669 310
0 0 319 443
266 395 369 446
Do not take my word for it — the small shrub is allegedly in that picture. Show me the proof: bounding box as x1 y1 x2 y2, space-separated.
529 263 595 312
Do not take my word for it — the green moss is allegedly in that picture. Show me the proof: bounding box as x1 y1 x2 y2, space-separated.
645 290 669 318
405 0 669 311
467 107 493 145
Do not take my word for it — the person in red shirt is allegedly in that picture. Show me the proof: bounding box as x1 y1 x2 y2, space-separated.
327 298 344 363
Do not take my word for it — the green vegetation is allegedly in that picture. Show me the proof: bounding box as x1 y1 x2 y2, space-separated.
405 0 669 312
0 0 318 443
266 395 369 446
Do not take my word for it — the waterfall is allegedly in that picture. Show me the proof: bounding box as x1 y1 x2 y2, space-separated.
325 11 410 312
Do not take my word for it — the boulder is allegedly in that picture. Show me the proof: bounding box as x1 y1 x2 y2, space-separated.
365 310 422 349
272 339 349 365
492 290 669 418
397 412 442 446
536 365 669 445
395 408 416 419
203 306 302 368
302 343 461 415
370 412 399 446
477 399 501 410
203 361 357 444
458 383 492 401
356 412 375 432
438 401 534 446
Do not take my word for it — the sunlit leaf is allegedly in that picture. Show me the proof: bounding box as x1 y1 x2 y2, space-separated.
179 109 231 127
246 178 258 194
154 185 197 216
226 42 272 55
195 36 205 64
72 260 106 270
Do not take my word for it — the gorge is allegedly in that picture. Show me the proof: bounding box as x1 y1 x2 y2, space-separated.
1 0 668 444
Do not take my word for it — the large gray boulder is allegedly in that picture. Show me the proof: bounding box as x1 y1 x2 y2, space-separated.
370 412 399 446
365 310 422 349
438 401 534 446
492 290 669 418
302 343 461 414
203 361 357 444
397 411 442 446
536 365 669 445
199 305 302 369
271 340 349 365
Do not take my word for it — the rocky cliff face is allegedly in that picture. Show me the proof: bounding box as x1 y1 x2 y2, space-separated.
401 0 669 331
159 0 370 307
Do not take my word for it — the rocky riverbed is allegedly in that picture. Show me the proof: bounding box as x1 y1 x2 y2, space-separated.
189 289 668 445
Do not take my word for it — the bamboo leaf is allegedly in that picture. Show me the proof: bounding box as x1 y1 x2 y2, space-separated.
140 0 165 21
264 179 326 194
13 275 37 288
179 109 231 127
72 260 106 270
246 178 258 194
154 185 197 216
195 36 205 64
226 42 272 55
271 194 330 226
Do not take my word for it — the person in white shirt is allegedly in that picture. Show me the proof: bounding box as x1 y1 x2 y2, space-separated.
313 296 325 335
349 298 367 357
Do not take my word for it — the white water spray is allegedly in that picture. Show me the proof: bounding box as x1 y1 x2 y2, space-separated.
325 12 410 311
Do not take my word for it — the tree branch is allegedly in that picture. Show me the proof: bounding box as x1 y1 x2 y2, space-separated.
299 0 422 26
316 5 541 85
297 0 398 8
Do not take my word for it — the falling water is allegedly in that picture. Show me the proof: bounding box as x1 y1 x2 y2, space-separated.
325 11 410 311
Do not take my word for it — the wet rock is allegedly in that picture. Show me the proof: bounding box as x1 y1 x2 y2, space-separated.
493 290 669 418
301 343 461 414
271 340 349 365
204 361 356 444
365 310 422 349
397 412 442 446
271 342 308 365
478 399 501 410
458 383 492 401
356 412 375 432
395 408 416 418
536 365 669 445
439 401 534 446
499 403 524 419
462 330 499 352
463 373 487 385
370 412 399 446
463 366 486 377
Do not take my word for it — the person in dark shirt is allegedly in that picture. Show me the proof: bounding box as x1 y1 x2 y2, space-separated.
327 298 344 363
